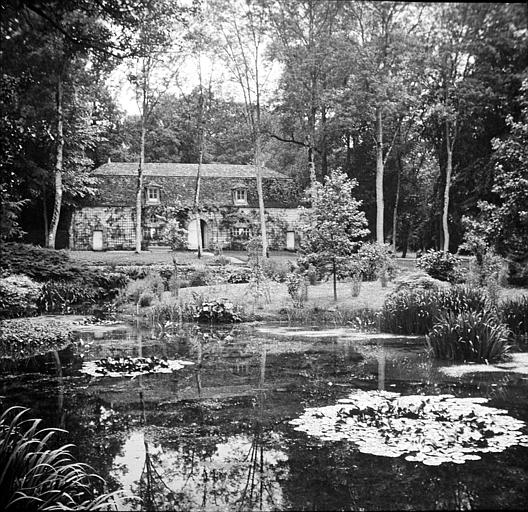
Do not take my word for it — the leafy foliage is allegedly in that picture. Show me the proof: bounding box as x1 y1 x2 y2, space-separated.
299 170 369 299
161 219 188 250
357 243 398 281
124 272 165 304
0 317 73 359
0 275 42 320
382 285 491 335
392 271 449 293
500 295 528 341
0 406 119 511
286 272 307 309
190 298 242 323
426 310 510 363
416 250 462 283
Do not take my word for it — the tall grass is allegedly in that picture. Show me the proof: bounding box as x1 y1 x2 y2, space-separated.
426 310 510 363
0 407 121 511
381 285 491 335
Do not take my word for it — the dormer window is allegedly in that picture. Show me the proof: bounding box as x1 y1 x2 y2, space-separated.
232 185 248 205
145 184 161 204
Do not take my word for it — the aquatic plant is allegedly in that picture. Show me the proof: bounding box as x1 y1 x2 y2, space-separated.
500 295 528 341
381 285 491 335
0 406 120 511
426 310 510 363
80 356 193 377
191 298 243 323
0 317 73 359
290 390 528 466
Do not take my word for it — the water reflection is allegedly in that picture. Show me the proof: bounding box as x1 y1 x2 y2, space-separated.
1 322 528 510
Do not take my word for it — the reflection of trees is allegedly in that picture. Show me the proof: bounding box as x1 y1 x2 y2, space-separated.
120 343 288 511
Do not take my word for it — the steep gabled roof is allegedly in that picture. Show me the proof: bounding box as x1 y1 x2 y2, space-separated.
94 162 287 179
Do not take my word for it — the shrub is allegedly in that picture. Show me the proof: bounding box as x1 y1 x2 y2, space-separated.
382 285 491 335
286 272 307 308
358 242 398 281
507 260 528 286
161 219 188 250
500 295 528 340
426 310 510 363
188 268 211 287
212 255 230 266
37 281 98 314
305 264 318 285
190 298 243 323
263 259 290 282
0 317 73 359
226 266 252 284
124 272 165 303
392 271 449 293
0 243 89 282
138 291 156 307
416 250 462 283
0 275 42 319
0 406 119 511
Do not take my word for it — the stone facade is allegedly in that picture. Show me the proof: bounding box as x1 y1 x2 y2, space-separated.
71 162 303 251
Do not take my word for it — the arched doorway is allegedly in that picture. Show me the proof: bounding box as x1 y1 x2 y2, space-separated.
187 219 207 250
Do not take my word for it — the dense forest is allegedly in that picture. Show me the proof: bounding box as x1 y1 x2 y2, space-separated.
1 1 527 263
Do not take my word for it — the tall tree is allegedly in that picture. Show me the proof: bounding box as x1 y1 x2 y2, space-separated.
338 1 426 244
0 0 122 247
266 0 343 186
215 0 271 259
126 0 190 253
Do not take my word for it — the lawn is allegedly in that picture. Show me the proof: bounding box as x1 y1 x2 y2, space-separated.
177 279 387 318
174 278 528 320
69 248 419 270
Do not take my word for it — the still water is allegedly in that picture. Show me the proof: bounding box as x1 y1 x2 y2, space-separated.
1 321 527 510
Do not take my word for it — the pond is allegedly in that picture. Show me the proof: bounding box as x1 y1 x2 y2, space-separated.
1 321 528 511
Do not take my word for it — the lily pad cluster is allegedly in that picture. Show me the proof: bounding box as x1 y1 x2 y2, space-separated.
290 390 528 466
81 356 193 377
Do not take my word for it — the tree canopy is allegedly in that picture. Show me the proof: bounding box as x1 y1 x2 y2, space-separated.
1 0 526 264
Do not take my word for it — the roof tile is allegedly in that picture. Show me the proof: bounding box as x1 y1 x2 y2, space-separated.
94 162 287 179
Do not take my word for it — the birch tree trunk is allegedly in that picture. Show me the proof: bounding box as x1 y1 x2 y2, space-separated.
47 72 64 249
42 182 49 244
135 100 146 254
375 106 384 244
135 65 147 254
392 150 402 254
332 257 337 301
255 131 268 260
443 134 453 253
194 144 203 258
